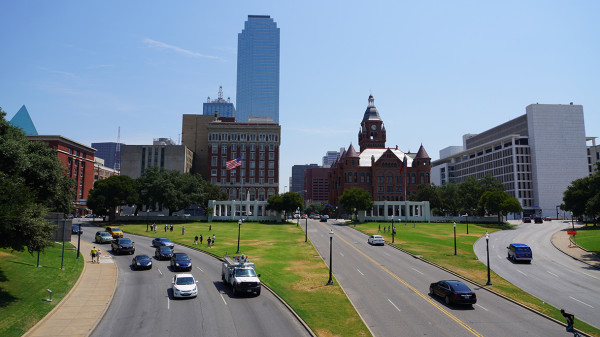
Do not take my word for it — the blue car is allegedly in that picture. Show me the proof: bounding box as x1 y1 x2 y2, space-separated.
171 253 192 271
152 237 175 248
155 246 174 260
132 254 152 270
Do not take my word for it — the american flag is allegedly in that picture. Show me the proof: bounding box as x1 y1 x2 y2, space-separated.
399 155 407 175
226 156 242 170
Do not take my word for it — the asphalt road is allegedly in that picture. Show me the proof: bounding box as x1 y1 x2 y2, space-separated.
307 219 570 337
76 225 309 337
473 220 600 329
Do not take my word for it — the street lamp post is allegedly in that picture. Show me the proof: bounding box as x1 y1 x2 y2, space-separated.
465 214 469 234
76 224 81 259
305 217 308 243
236 219 242 254
556 205 560 220
485 232 492 285
327 229 334 285
297 207 300 227
571 212 574 230
392 218 395 243
146 209 149 232
453 222 457 256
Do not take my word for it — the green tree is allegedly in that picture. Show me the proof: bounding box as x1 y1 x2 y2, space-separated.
439 181 461 216
0 108 74 253
266 192 303 221
410 184 442 214
339 188 374 220
563 163 600 224
306 203 326 216
87 175 139 222
479 190 523 224
459 175 505 216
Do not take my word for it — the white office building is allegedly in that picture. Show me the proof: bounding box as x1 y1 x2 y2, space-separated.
431 103 589 218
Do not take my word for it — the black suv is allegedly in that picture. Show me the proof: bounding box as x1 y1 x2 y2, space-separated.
534 216 543 223
111 238 135 255
171 253 192 271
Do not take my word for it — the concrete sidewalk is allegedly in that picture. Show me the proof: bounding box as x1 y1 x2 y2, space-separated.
23 236 117 337
551 223 600 268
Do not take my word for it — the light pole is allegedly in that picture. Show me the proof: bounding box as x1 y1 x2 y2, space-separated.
146 209 149 232
296 207 300 227
556 205 560 220
305 217 308 242
453 222 457 256
76 224 81 259
392 218 395 243
236 219 242 254
465 214 469 234
327 229 334 285
571 212 574 230
485 232 492 285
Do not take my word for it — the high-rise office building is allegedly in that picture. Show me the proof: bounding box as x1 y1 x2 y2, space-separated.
322 148 345 168
291 164 319 198
92 142 125 171
236 15 280 123
203 86 236 118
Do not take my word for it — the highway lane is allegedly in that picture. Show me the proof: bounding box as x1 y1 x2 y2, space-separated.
307 219 568 337
474 220 600 329
76 226 309 337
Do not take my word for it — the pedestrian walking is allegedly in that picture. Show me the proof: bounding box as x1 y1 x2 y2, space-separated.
200 234 203 244
170 224 173 232
194 235 198 245
97 248 102 264
91 246 98 263
212 234 215 245
182 225 185 235
164 224 167 232
388 226 391 232
209 225 212 231
154 225 157 233
207 237 212 248
378 224 381 232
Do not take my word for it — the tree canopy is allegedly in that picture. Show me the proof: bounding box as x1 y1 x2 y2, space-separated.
87 175 138 222
339 188 374 219
562 162 600 223
0 107 74 253
266 192 304 221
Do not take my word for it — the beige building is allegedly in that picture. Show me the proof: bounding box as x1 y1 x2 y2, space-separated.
120 141 193 179
93 157 119 182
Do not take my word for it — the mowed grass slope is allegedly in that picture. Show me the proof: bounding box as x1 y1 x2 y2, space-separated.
0 242 83 337
122 222 370 337
571 225 600 253
359 221 600 337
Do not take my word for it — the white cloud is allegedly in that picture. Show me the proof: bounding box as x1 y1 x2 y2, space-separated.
143 38 221 60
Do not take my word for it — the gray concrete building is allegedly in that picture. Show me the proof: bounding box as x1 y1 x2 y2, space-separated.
432 103 589 218
120 143 193 179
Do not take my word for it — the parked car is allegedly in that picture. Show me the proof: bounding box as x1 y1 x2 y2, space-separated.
368 235 385 246
171 253 192 271
71 225 83 235
172 273 198 298
507 243 532 263
132 254 152 270
111 238 135 255
84 214 96 218
152 237 175 248
534 216 543 223
95 231 113 244
522 217 531 223
429 280 477 306
544 216 552 221
320 215 329 222
105 226 124 238
155 246 174 260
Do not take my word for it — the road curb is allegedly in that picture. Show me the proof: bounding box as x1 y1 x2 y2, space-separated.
345 223 592 337
550 230 600 270
127 231 317 337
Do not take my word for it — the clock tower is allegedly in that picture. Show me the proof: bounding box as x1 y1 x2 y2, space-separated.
358 94 386 152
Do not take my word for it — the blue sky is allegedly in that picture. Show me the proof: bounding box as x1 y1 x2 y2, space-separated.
2 1 599 192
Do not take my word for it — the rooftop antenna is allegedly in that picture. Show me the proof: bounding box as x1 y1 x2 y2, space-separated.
218 86 224 100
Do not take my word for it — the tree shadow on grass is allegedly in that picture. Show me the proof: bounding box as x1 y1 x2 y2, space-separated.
0 269 18 308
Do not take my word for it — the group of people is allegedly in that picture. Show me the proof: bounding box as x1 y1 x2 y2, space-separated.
149 223 178 233
90 246 102 263
194 233 216 247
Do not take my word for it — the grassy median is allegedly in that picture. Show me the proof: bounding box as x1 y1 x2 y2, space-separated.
121 222 371 337
571 225 600 254
0 242 84 337
359 221 600 337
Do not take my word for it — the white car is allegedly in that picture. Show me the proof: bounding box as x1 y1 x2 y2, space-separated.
172 273 198 298
368 235 385 246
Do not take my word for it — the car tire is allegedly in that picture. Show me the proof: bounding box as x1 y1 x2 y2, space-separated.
256 289 261 296
445 295 451 305
429 286 434 296
512 255 516 262
232 287 237 296
222 273 225 282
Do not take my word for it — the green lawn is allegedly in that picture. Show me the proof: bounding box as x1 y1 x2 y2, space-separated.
121 222 370 337
0 242 84 337
572 225 600 252
357 221 600 337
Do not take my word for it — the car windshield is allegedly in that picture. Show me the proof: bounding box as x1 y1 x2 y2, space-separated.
101 233 111 237
176 255 189 261
449 282 471 292
111 228 121 232
73 226 79 230
119 239 132 244
235 269 257 277
160 238 171 243
137 255 150 261
175 277 195 285
159 247 172 252
516 247 530 252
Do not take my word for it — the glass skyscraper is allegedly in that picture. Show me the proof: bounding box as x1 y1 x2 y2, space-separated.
236 15 280 123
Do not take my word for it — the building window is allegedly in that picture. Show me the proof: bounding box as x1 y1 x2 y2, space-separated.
250 170 255 176
249 178 255 184
250 144 256 151
221 145 227 153
231 134 238 141
250 162 255 169
250 153 255 160
232 144 237 151
268 178 274 184
249 134 256 141
212 156 217 166
268 162 274 169
269 144 275 151
211 169 217 176
259 144 265 151
221 133 228 141
269 152 275 160
259 170 264 177
259 134 266 141
212 144 218 153
240 134 247 141
268 170 274 177
241 144 246 151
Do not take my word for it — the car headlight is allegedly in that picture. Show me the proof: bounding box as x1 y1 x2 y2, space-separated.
175 263 180 266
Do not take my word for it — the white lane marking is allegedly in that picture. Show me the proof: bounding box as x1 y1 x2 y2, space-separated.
167 297 170 310
410 267 424 275
546 270 559 278
340 252 344 257
516 270 527 276
581 272 600 281
497 255 502 259
356 268 364 276
388 298 401 312
220 293 227 305
196 267 204 272
569 296 594 308
492 245 495 249
475 304 488 311
384 252 391 256
158 268 163 276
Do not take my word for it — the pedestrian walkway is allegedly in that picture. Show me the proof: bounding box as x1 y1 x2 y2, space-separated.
551 223 600 268
23 236 117 337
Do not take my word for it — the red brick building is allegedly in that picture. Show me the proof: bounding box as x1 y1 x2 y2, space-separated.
304 167 329 204
328 95 431 212
27 135 96 216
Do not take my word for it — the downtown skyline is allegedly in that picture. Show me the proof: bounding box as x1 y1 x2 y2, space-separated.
1 1 599 192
